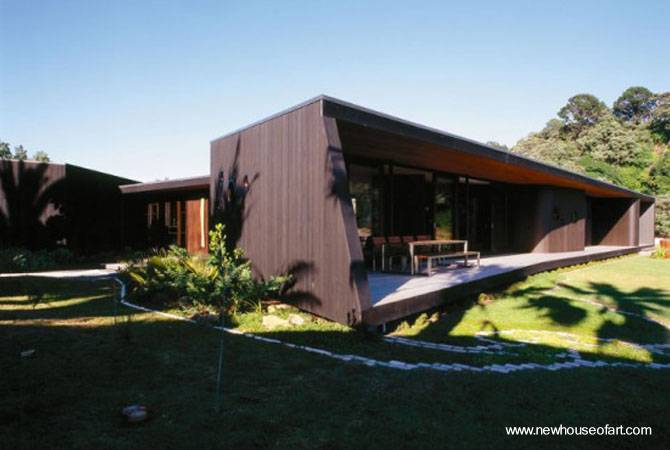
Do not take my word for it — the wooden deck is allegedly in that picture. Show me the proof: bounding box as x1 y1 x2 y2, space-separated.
363 245 647 326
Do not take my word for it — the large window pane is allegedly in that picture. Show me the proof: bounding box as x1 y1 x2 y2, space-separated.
348 164 382 238
434 176 454 239
391 166 432 236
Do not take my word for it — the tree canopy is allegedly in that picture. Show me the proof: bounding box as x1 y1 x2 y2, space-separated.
613 86 656 124
557 94 608 136
0 140 50 162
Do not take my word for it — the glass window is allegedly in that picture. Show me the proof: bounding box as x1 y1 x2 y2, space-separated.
147 202 160 226
348 164 382 238
434 176 454 240
391 166 432 236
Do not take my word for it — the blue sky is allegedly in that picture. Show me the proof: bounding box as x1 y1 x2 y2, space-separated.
1 0 668 181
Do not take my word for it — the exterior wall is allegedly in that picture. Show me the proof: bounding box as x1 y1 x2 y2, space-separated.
0 160 133 253
533 187 587 252
64 164 134 254
591 198 640 246
639 201 655 246
210 101 371 325
0 160 67 250
510 186 587 253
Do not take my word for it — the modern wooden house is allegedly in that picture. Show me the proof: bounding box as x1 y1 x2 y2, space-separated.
0 160 134 254
1 96 656 327
209 96 655 326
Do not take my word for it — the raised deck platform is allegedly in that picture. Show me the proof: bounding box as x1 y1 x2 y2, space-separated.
362 245 647 326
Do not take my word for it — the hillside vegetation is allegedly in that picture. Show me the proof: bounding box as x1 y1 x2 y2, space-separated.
512 87 670 237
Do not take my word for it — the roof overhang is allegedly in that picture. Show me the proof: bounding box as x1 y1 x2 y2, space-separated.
320 96 654 201
120 175 210 195
210 95 654 202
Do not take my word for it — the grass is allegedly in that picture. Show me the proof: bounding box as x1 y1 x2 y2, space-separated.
2 255 670 449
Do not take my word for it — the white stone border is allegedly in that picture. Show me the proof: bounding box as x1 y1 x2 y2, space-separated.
112 278 670 374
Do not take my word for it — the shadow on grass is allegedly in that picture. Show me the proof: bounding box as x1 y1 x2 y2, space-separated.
384 275 670 364
0 277 144 321
3 275 670 449
559 281 670 345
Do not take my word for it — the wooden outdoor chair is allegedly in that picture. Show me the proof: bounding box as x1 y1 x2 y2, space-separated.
385 236 408 271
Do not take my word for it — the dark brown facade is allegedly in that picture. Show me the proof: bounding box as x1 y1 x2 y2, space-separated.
0 160 134 254
210 103 370 325
209 96 656 326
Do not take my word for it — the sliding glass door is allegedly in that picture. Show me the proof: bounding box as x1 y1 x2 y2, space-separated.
434 176 455 240
348 163 383 238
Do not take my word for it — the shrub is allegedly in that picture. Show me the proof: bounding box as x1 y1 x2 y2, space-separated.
123 224 291 315
0 247 76 272
651 247 667 259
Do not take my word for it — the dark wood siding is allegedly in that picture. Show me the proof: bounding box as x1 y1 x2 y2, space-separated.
532 188 587 252
0 160 67 250
508 187 586 253
591 198 640 246
0 160 133 253
639 201 655 246
64 164 134 254
210 101 371 325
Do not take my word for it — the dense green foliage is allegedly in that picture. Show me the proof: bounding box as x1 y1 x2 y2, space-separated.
124 224 291 314
512 87 670 236
0 140 50 162
656 196 670 238
0 247 76 272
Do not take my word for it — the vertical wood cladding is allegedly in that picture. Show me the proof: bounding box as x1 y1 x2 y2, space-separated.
591 198 640 246
64 164 134 254
0 160 132 253
510 186 586 253
0 160 66 249
533 187 587 252
638 201 655 246
210 101 371 325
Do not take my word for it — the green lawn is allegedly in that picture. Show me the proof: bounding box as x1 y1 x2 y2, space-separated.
2 255 670 449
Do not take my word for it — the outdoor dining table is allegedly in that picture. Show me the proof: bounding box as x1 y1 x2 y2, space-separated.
408 239 468 275
381 239 468 274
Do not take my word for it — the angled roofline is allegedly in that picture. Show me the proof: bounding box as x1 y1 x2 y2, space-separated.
210 95 654 202
120 175 210 194
210 96 325 144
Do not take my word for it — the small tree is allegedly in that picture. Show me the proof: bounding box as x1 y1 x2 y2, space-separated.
613 86 656 124
558 94 608 136
13 145 28 160
0 141 11 159
33 151 50 162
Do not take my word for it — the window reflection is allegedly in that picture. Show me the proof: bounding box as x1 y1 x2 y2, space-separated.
348 164 381 238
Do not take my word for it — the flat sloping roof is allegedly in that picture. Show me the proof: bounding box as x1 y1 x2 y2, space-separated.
211 95 654 201
119 175 210 194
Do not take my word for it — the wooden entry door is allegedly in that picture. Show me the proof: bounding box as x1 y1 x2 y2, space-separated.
185 198 209 255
